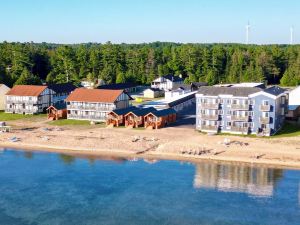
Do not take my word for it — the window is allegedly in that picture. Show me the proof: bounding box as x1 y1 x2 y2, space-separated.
281 108 285 116
262 112 269 117
227 99 231 104
281 96 285 104
227 110 231 116
262 100 269 105
249 111 254 116
226 121 232 127
218 110 224 115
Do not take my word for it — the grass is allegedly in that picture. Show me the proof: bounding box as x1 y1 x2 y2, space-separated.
270 123 300 138
0 111 45 121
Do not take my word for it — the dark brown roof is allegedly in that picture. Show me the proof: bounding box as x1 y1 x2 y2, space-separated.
6 85 47 96
65 88 124 103
48 83 76 94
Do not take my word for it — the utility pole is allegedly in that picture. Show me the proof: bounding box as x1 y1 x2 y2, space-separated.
246 22 250 44
290 27 294 45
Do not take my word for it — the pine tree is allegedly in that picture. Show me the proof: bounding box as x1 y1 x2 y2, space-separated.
15 68 41 85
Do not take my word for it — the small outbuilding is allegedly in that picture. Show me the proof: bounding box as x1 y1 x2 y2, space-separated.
143 88 164 98
47 102 67 120
124 107 157 128
144 108 176 129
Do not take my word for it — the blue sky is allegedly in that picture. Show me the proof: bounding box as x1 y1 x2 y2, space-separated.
0 0 299 44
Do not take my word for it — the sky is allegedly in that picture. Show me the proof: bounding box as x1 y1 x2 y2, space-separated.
0 0 299 44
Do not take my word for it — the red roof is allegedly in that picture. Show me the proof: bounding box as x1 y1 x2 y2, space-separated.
65 88 124 103
6 85 47 96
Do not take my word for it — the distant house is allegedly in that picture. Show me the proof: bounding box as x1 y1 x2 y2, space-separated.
143 88 164 98
286 86 300 120
144 108 176 129
165 86 190 100
5 85 53 114
196 85 288 136
48 83 76 105
0 84 10 110
98 83 138 93
66 88 132 122
151 74 184 90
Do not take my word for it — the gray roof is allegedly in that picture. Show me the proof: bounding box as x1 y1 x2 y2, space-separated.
150 108 176 117
111 106 139 115
263 86 286 96
197 86 262 97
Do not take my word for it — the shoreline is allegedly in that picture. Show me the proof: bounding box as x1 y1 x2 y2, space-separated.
2 142 300 170
1 117 300 171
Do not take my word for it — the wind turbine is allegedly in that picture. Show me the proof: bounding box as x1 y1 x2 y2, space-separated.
290 26 294 45
246 22 250 44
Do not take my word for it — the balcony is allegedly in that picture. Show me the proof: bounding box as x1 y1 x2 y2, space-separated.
259 105 271 111
230 115 249 122
231 126 250 133
6 100 37 105
200 114 219 120
200 103 219 109
68 114 106 121
259 116 270 124
231 104 249 110
5 108 37 114
68 104 114 111
201 125 219 131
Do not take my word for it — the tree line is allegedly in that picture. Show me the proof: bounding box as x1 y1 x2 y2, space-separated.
0 41 300 87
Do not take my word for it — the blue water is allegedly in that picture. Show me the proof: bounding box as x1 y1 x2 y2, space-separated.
0 149 299 225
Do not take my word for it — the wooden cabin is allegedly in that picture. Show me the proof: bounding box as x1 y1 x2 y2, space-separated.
47 103 67 120
144 108 176 129
124 107 157 128
106 106 138 127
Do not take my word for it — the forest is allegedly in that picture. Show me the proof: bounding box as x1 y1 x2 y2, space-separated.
0 41 300 87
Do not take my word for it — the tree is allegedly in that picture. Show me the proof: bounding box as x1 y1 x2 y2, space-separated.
116 71 126 83
15 68 41 85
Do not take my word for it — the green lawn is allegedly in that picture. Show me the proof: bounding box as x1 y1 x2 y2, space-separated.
0 111 45 121
271 123 300 138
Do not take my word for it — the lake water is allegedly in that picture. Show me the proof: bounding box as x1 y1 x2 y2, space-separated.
0 148 299 225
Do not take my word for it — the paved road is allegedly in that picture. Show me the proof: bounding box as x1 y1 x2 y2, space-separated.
169 103 196 128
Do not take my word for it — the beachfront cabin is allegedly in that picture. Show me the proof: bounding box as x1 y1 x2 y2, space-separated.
48 83 76 106
151 74 184 91
5 85 53 114
66 88 132 122
0 84 10 110
106 106 138 127
98 83 138 94
47 102 67 120
144 108 176 129
143 88 164 98
124 107 157 128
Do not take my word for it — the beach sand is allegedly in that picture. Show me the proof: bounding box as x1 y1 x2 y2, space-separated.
1 118 300 169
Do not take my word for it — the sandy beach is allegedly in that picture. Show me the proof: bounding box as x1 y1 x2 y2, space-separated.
1 117 300 169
